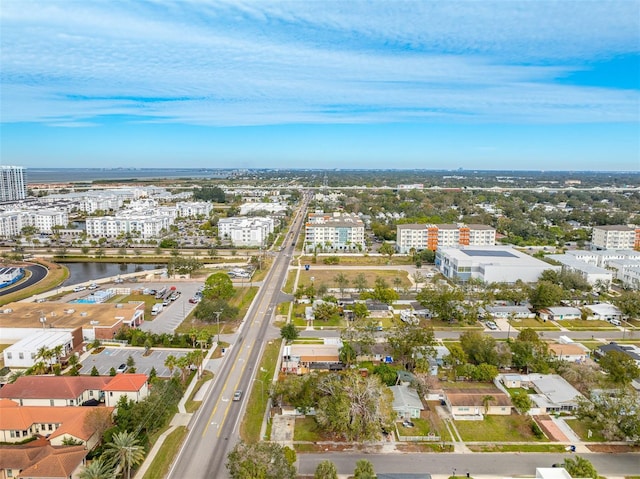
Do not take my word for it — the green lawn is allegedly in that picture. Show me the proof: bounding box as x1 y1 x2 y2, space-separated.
396 418 432 437
300 255 415 266
564 418 607 442
508 317 559 330
468 444 567 453
455 415 544 442
240 339 282 443
559 320 618 330
184 370 214 413
293 416 324 442
283 270 296 294
141 426 187 479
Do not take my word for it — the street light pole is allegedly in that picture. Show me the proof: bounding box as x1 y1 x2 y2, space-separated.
213 311 222 344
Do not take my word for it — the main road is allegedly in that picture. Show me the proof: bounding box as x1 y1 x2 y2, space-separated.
167 193 311 479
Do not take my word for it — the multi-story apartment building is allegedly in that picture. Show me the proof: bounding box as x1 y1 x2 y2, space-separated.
591 225 640 251
0 210 68 237
217 217 275 247
396 223 495 253
0 166 27 202
85 212 173 239
176 201 213 218
304 212 365 252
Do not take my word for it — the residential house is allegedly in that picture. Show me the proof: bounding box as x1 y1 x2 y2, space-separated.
594 342 640 367
547 343 588 363
0 376 111 406
483 305 535 319
281 343 342 375
584 303 623 322
537 307 581 322
389 385 424 419
103 373 149 407
529 374 583 414
442 387 512 418
0 439 87 479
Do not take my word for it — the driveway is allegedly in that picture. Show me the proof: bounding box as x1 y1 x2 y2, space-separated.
79 346 191 377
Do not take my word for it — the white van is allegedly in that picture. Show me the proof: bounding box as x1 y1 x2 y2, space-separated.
609 319 621 326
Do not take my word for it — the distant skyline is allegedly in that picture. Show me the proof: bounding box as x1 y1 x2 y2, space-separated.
1 1 639 171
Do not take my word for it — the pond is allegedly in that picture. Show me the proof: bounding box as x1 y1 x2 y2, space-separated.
60 262 164 284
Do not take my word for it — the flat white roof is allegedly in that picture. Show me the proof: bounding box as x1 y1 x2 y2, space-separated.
439 245 553 268
4 330 72 353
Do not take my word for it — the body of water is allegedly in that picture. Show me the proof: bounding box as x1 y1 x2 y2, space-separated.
61 262 164 284
27 168 229 184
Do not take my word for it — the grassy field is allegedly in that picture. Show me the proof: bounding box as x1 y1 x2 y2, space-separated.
0 259 69 306
395 417 432 437
141 426 187 479
298 268 411 289
240 338 282 443
176 286 257 335
455 415 544 442
291 302 347 328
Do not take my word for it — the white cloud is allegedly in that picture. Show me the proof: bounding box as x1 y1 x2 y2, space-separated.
0 0 638 126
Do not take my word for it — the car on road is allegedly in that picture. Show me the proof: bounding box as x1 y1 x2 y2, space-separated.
116 363 128 373
233 390 243 401
73 286 86 292
114 278 124 284
88 283 98 290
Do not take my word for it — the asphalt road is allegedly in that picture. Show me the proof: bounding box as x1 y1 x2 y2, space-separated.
297 452 640 476
167 194 311 479
0 263 48 296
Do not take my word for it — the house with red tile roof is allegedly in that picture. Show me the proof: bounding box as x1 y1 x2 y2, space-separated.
103 373 149 407
0 440 87 479
0 375 111 407
0 399 113 450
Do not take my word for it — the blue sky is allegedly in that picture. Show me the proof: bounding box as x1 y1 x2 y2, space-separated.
1 0 639 171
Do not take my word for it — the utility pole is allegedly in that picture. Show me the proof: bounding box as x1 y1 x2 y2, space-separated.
213 310 223 344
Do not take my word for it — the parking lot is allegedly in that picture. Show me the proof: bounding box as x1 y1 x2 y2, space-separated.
79 346 191 378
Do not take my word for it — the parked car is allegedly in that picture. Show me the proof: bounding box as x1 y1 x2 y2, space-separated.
73 286 86 292
88 283 98 290
486 321 498 330
188 297 201 304
402 420 415 428
116 364 128 373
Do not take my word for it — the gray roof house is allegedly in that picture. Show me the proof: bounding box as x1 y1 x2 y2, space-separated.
389 384 424 419
529 374 583 413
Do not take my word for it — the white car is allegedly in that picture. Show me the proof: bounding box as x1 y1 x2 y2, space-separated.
88 283 99 290
73 286 86 292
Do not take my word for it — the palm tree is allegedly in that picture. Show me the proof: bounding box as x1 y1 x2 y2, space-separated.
164 355 177 377
51 344 64 364
104 431 145 479
482 395 495 415
79 458 116 479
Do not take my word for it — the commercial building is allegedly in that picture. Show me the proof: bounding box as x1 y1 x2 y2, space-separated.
436 245 559 283
2 330 74 369
591 225 640 251
396 223 495 254
0 166 26 202
304 212 365 252
217 216 275 247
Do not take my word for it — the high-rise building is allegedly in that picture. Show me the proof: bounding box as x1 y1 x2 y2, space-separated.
0 166 27 202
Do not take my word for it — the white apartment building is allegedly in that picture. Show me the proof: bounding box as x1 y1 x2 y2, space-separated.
176 201 213 218
396 223 495 254
591 225 640 250
0 166 27 202
218 217 275 247
557 249 640 290
0 209 68 237
547 253 613 286
304 212 365 252
85 212 173 239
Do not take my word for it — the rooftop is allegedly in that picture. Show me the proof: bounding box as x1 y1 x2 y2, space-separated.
0 375 111 400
